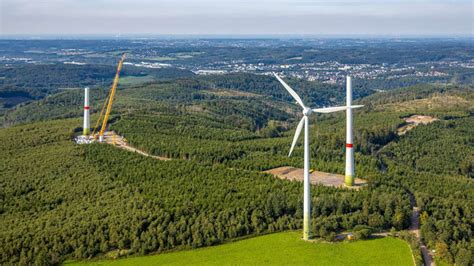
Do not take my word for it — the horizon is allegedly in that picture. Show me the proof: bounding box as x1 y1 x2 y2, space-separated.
1 33 472 40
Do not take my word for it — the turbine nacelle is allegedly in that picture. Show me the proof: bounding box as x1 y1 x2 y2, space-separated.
273 73 363 158
303 107 312 116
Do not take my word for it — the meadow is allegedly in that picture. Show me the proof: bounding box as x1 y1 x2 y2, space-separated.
71 232 413 266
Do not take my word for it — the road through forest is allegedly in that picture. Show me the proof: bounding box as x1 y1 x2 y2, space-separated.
407 192 435 266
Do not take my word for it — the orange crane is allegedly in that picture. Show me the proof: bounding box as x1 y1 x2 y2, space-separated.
92 53 126 142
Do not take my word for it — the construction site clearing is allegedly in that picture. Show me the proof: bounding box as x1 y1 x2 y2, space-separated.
264 166 367 190
75 131 171 161
397 114 438 135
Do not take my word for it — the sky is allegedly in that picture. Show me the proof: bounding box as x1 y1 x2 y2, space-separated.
1 0 473 36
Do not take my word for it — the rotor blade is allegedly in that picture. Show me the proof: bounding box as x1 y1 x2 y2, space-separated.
312 106 348 113
273 73 305 108
313 104 364 113
289 117 305 157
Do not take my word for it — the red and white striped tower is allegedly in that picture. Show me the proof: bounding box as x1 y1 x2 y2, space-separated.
83 87 90 135
345 76 355 186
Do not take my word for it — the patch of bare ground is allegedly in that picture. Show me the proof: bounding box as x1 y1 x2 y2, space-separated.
397 115 439 135
186 104 208 113
264 166 367 190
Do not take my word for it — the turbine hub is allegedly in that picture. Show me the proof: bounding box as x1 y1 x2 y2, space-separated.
303 107 312 116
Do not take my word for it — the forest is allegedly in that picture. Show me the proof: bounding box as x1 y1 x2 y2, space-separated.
0 74 472 265
0 119 411 265
0 63 194 113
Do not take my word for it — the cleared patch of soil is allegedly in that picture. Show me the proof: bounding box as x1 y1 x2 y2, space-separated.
186 104 208 113
264 166 367 190
397 115 438 135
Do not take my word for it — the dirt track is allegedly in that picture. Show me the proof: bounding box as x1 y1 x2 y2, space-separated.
407 192 435 266
103 131 170 161
102 134 365 189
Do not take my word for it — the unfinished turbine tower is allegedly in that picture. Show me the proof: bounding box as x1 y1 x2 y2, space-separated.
345 76 363 186
83 87 90 135
274 73 356 240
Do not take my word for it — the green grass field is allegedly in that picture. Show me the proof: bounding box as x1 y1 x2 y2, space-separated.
71 232 413 265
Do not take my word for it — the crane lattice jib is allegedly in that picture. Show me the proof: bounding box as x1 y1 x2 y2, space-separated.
91 85 112 137
98 53 126 139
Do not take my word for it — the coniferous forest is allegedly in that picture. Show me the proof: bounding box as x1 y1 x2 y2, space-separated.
0 72 472 265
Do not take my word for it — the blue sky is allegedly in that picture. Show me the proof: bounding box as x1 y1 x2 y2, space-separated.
1 0 472 35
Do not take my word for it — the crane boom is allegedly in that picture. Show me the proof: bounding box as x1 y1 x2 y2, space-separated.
91 84 112 137
97 53 126 141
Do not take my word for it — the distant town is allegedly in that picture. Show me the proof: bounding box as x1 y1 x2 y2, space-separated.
1 38 472 87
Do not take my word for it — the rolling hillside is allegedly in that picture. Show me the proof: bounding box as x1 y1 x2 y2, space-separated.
0 76 472 265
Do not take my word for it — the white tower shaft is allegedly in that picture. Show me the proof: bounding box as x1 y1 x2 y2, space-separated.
345 77 355 186
303 115 311 240
83 87 90 135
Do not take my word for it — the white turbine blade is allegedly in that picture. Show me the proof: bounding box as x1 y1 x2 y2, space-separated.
312 105 364 113
312 106 348 113
273 73 305 108
289 117 305 157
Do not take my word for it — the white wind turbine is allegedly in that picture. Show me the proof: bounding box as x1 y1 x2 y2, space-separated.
274 73 362 240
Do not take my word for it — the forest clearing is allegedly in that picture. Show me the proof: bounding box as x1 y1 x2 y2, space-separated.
264 166 367 189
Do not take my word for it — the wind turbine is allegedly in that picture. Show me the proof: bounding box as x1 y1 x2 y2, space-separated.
345 76 364 186
274 73 362 240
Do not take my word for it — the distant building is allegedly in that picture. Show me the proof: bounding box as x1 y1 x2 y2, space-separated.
194 70 228 75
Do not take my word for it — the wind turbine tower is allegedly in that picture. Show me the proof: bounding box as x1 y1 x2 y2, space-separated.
345 76 363 186
274 73 355 240
83 87 90 135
